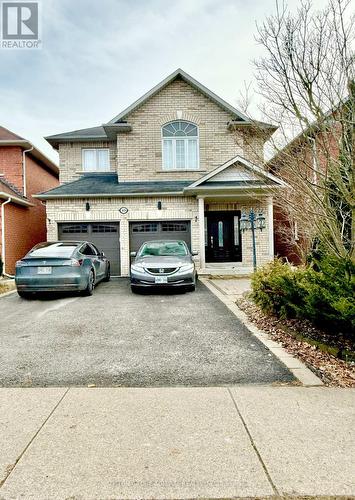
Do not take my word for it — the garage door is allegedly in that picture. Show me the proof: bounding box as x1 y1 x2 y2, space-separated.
129 220 191 254
58 222 120 275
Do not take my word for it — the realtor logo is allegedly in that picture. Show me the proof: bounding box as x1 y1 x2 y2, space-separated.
1 1 41 48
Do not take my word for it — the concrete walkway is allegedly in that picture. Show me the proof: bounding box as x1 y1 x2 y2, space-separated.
210 277 251 300
0 386 354 499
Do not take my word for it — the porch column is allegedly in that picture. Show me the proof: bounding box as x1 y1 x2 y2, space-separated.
198 197 205 269
267 196 274 259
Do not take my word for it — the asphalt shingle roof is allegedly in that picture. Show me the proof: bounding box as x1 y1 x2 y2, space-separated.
37 174 193 198
0 176 25 197
46 126 107 140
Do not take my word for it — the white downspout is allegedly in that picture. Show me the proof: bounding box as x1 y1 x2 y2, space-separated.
1 197 13 277
22 146 33 197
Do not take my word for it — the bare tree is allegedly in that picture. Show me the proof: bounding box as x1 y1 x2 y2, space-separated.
240 0 354 262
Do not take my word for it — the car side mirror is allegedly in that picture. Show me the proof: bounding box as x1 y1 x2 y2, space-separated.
130 251 137 257
192 251 198 256
100 251 105 257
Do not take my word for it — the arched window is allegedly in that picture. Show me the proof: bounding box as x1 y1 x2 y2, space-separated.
162 121 199 170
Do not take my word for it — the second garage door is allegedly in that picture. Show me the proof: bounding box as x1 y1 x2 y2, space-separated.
59 222 120 275
130 220 191 254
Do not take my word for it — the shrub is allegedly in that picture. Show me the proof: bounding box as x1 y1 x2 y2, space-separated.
251 257 355 335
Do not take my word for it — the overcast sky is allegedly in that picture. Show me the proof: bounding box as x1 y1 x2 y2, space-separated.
0 0 328 163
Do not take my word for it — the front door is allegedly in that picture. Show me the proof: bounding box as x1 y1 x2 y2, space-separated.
205 211 242 262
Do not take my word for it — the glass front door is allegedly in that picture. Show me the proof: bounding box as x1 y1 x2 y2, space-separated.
205 211 242 262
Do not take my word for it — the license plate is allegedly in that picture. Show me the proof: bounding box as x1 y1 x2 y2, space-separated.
155 276 168 284
37 267 52 274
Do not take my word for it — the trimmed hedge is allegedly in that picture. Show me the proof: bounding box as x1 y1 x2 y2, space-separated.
251 257 355 336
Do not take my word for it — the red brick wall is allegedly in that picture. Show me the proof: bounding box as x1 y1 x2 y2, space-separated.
272 125 341 262
1 152 58 275
0 146 23 192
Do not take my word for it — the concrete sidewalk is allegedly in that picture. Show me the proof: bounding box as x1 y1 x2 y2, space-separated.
0 387 354 499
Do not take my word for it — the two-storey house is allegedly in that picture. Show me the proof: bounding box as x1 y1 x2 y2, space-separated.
36 69 285 276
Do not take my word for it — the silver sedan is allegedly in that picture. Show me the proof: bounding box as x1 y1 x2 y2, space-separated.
130 240 197 293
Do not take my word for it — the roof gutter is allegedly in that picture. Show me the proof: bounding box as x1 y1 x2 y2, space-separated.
183 185 283 195
1 197 13 277
0 191 33 206
33 191 186 200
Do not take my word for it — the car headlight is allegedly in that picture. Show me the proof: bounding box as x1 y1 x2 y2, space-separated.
179 264 194 273
131 263 144 272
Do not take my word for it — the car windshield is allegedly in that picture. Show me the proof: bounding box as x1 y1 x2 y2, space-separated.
28 242 78 258
139 241 188 257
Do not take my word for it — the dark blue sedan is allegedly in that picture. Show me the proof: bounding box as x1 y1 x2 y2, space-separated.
15 241 110 298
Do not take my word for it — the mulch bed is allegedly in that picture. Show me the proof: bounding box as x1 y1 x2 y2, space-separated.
236 296 355 388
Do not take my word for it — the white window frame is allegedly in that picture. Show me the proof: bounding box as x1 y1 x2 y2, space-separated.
82 148 110 172
161 121 200 171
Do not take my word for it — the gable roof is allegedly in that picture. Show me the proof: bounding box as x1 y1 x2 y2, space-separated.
186 155 287 190
109 68 251 123
46 69 276 148
0 126 25 141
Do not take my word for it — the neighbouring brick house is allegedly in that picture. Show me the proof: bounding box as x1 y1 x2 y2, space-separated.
269 109 348 264
36 69 285 276
0 127 59 275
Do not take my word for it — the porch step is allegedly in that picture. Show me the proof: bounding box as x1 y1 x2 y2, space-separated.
199 265 252 277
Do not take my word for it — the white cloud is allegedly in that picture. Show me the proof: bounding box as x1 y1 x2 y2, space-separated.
0 0 330 162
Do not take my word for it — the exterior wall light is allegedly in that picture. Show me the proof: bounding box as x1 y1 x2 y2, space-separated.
240 208 265 271
85 202 90 211
157 201 162 210
256 210 266 230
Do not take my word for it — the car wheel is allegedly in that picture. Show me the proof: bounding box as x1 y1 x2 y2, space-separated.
18 291 32 299
103 264 111 282
83 270 95 296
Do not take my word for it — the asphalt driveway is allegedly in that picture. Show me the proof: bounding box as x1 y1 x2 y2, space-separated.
0 279 294 387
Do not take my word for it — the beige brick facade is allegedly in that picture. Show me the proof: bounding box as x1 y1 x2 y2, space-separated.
46 74 274 276
59 141 117 184
46 196 199 276
117 78 246 181
45 195 272 276
57 78 265 184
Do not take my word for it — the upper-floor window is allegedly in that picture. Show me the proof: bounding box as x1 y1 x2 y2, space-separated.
82 148 110 172
162 121 199 170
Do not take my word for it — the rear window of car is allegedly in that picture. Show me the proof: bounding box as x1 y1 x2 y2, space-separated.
138 241 188 257
28 242 78 258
